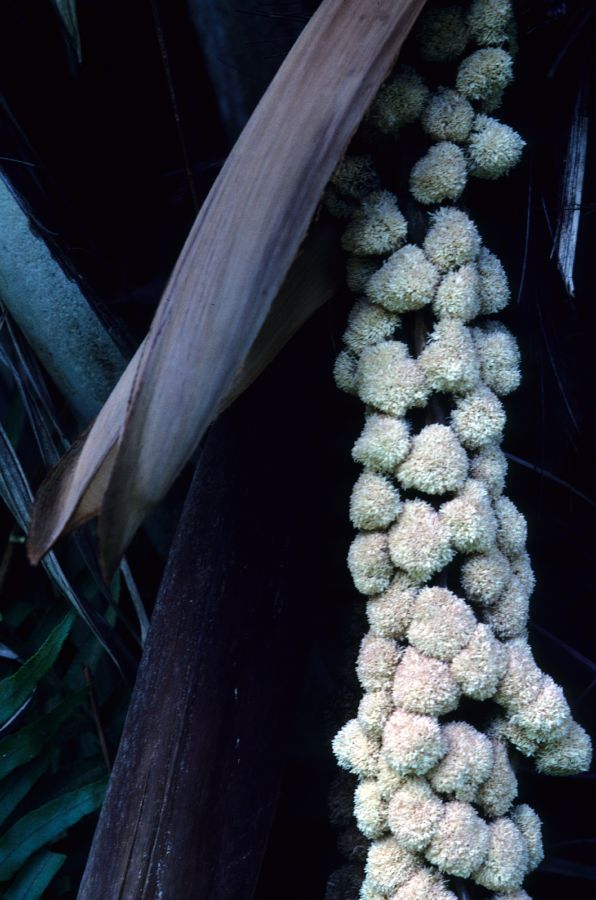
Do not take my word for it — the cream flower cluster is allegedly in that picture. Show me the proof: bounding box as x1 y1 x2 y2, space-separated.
328 3 591 897
368 0 525 207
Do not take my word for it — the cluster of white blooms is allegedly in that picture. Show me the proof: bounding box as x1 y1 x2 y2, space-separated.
368 0 525 206
331 194 591 898
326 2 591 898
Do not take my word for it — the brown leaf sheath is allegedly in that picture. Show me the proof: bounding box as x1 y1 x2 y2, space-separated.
28 0 426 579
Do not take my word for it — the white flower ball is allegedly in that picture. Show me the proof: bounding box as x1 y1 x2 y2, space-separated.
388 500 454 582
421 88 474 142
357 342 429 417
397 425 469 495
468 115 525 180
410 143 468 206
433 264 480 321
342 191 408 256
366 245 440 312
424 207 481 271
456 49 513 103
371 67 429 135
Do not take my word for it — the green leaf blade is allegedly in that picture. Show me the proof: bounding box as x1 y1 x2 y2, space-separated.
0 779 107 881
0 612 75 728
0 690 86 781
0 757 49 829
4 849 66 899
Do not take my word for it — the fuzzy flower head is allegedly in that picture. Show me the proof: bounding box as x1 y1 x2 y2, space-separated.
350 471 401 531
392 647 461 716
478 246 510 313
421 88 474 142
510 550 536 595
365 836 421 894
354 780 389 839
371 67 429 136
500 679 572 755
467 0 514 47
342 191 408 256
461 547 511 605
451 385 506 450
388 499 454 582
419 319 481 394
425 801 490 878
358 688 393 739
468 115 525 179
415 5 469 62
494 638 544 711
429 722 494 801
535 722 593 775
472 817 528 892
410 142 468 206
366 574 418 639
494 718 540 758
343 300 400 356
357 342 430 416
473 321 521 395
507 675 571 742
469 443 508 496
366 245 440 312
352 414 411 473
382 708 446 776
331 155 379 200
376 754 408 800
348 532 394 595
387 778 445 851
423 207 481 271
333 718 380 778
357 634 402 692
407 586 476 661
346 257 379 295
495 496 527 556
393 870 458 900
440 478 497 554
477 738 518 817
433 263 480 321
456 49 514 103
450 622 507 699
334 350 359 395
397 424 469 495
511 804 544 871
484 575 529 639
359 879 385 900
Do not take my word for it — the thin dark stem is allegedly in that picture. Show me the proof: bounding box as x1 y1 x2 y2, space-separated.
149 0 200 213
83 666 112 773
0 537 15 601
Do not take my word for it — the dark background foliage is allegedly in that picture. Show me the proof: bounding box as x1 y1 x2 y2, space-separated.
0 0 594 897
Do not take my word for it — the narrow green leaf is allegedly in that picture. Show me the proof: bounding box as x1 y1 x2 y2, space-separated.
4 849 66 899
0 612 74 728
32 758 106 807
0 757 49 828
0 779 107 880
0 691 86 781
0 422 130 678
